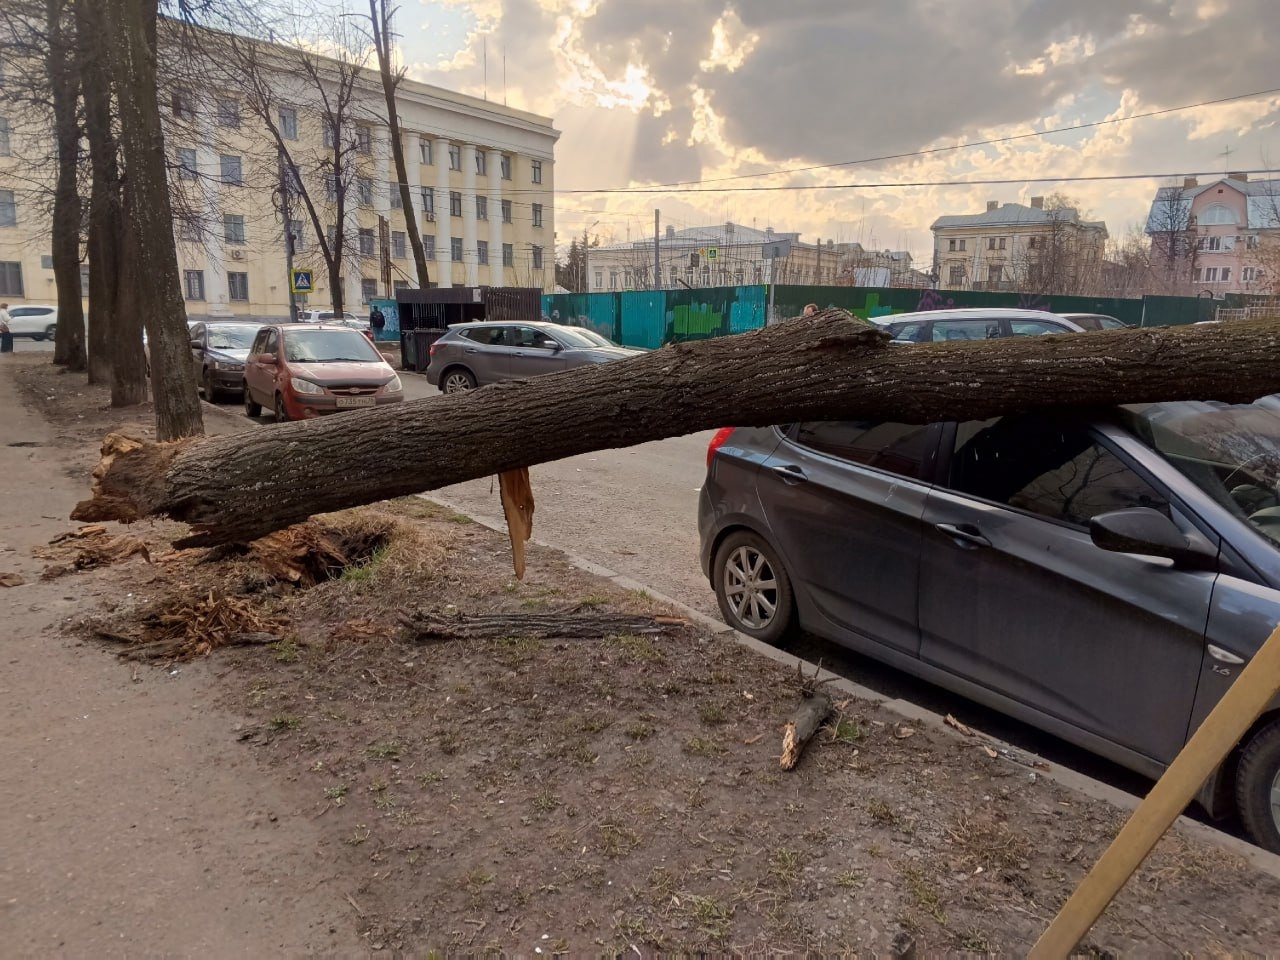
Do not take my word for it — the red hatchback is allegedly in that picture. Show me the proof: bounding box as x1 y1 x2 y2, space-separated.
243 323 404 422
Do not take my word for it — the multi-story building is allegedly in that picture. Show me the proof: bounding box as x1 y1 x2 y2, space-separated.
0 29 559 317
1145 174 1280 295
585 222 847 292
931 198 1108 294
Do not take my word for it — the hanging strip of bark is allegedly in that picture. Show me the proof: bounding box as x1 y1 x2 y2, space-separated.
72 314 1280 547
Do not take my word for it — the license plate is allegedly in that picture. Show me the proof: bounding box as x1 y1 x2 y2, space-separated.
335 396 375 408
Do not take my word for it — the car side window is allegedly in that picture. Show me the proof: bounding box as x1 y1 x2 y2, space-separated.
793 421 934 480
1009 320 1069 337
463 326 505 346
932 319 1000 342
891 321 927 342
263 329 279 355
510 326 555 349
250 329 268 354
949 415 1170 527
189 323 204 342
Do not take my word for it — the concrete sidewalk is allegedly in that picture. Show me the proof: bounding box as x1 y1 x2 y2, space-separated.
0 363 361 958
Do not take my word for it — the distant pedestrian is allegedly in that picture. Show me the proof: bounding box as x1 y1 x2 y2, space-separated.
0 303 12 354
369 305 386 339
802 303 819 317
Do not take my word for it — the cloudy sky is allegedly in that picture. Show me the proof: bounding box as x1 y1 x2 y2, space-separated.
390 0 1280 261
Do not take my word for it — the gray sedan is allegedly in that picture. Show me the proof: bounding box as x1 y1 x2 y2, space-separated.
425 321 641 393
699 399 1280 852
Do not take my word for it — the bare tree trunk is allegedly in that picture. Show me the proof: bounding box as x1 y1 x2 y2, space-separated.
369 0 429 290
47 0 86 371
77 0 124 389
105 0 202 439
73 314 1280 546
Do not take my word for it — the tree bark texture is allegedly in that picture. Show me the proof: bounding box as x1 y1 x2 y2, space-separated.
47 0 86 371
370 0 430 291
105 0 203 438
73 315 1280 546
78 0 125 390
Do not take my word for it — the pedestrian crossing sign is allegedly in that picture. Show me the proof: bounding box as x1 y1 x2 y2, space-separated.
707 247 719 261
290 269 313 294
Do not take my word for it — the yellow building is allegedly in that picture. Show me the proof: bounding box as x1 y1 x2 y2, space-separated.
0 31 560 317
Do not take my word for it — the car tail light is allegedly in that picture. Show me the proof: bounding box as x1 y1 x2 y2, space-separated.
429 342 440 356
706 427 736 468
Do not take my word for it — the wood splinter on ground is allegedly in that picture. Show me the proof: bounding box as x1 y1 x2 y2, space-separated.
780 662 836 770
498 467 535 579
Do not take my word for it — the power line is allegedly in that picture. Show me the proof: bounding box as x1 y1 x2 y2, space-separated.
563 86 1280 193
553 168 1280 196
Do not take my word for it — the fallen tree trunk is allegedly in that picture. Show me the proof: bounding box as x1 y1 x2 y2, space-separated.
398 610 688 643
74 313 1280 546
780 691 834 770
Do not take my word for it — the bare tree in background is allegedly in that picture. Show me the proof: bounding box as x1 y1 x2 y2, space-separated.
368 0 429 290
45 0 85 370
1008 194 1106 297
1146 182 1199 294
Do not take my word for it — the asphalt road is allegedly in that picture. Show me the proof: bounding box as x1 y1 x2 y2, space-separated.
12 337 54 353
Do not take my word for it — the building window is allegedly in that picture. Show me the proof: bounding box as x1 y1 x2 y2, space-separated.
624 270 632 289
449 191 462 217
998 237 1006 250
531 160 542 184
475 151 486 176
668 267 677 285
1201 267 1219 282
357 176 373 206
421 186 434 216
0 116 10 156
987 237 997 250
361 278 378 303
948 265 965 285
502 243 513 267
220 154 242 185
394 280 410 293
287 219 304 252
356 125 372 155
216 98 240 128
223 214 245 244
184 269 205 301
988 265 1003 283
391 230 406 259
177 147 198 181
323 117 337 149
227 271 249 301
1244 266 1259 282
172 89 195 119
476 195 487 220
532 245 543 269
324 175 338 201
448 144 461 170
451 237 463 261
597 271 605 288
947 238 956 251
500 154 511 180
1199 203 1237 226
177 216 200 242
958 239 966 251
0 260 22 296
1197 235 1223 251
609 270 617 290
390 185 402 209
358 227 375 256
326 224 337 248
424 235 435 259
501 199 512 223
532 203 543 227
278 107 297 140
1222 267 1232 283
477 240 488 265
419 140 432 165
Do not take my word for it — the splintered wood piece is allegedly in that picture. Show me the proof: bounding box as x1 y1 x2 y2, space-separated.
498 467 534 579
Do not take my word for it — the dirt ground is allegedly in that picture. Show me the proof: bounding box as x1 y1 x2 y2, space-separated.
7 354 1280 955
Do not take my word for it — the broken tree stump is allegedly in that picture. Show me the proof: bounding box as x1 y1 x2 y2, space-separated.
780 691 834 770
71 314 1280 547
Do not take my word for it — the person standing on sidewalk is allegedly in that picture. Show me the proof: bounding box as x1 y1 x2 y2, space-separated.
0 303 13 354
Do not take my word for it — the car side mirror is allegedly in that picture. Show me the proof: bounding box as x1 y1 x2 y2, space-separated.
1089 508 1217 570
260 353 278 365
546 341 561 352
190 339 202 349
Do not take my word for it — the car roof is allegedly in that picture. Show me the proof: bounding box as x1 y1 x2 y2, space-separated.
882 308 1071 324
272 322 358 331
1058 312 1120 320
201 319 262 326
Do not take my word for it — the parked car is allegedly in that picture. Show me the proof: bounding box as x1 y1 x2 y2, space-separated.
297 309 362 324
243 323 403 421
426 321 642 393
143 320 201 378
5 304 58 340
1058 312 1132 331
188 321 261 400
699 399 1280 852
875 308 1088 343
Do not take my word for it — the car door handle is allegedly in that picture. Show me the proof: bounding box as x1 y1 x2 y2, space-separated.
770 464 808 484
463 347 478 354
935 522 990 548
514 351 526 356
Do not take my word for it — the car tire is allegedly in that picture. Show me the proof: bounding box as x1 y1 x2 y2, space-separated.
712 530 796 645
44 324 56 341
202 368 218 402
274 393 289 423
1236 717 1280 854
244 390 262 418
442 368 477 394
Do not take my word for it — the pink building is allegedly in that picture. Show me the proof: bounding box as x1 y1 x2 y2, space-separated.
1145 174 1280 295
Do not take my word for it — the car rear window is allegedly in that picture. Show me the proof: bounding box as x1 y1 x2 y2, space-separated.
793 421 934 479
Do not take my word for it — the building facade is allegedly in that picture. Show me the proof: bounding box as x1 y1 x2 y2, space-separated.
585 222 847 292
1145 174 1280 296
931 198 1107 294
0 31 560 317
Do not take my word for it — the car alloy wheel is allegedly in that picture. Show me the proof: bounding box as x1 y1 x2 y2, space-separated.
443 370 476 393
723 544 778 630
45 324 56 340
1235 717 1280 853
244 390 261 418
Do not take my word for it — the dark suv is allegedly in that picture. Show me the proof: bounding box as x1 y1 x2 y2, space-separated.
699 400 1280 851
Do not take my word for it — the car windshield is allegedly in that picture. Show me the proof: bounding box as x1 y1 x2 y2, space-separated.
552 327 617 348
282 328 382 363
207 324 259 350
1120 399 1280 545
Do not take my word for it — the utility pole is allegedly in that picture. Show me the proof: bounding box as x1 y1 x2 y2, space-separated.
654 208 660 291
279 152 298 321
815 237 822 285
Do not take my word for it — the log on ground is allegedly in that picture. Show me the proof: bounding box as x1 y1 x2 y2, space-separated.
72 313 1280 546
398 609 688 644
780 691 834 771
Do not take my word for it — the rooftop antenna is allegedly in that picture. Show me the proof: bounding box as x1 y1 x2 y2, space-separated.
1221 144 1234 173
